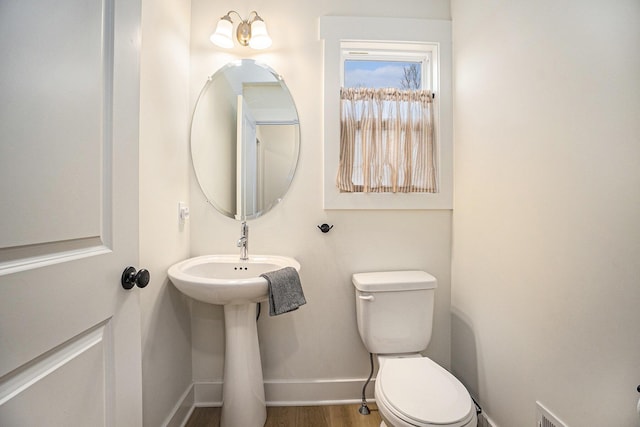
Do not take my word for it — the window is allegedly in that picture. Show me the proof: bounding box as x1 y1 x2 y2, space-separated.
338 42 437 194
341 41 433 91
320 16 452 209
344 60 423 89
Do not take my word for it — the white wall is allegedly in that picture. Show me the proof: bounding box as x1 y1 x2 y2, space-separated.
188 0 452 403
139 0 193 425
191 74 237 216
451 0 640 425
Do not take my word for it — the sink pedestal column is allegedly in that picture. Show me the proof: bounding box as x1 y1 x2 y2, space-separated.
221 303 266 427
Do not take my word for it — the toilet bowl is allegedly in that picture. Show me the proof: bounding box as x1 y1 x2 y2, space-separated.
352 271 477 427
375 356 476 427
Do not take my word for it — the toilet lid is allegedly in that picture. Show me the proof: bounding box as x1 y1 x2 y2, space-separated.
378 358 474 426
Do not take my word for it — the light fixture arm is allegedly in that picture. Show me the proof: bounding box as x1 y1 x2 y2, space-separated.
210 10 272 49
247 11 263 24
220 11 262 25
221 10 243 22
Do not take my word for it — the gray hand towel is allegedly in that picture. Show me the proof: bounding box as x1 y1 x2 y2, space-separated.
260 267 306 316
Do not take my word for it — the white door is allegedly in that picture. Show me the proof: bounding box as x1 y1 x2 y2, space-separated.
0 0 143 426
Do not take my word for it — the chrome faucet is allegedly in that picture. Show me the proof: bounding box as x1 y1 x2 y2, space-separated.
237 221 249 260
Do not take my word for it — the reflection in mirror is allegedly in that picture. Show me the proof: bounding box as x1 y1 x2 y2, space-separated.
191 60 300 220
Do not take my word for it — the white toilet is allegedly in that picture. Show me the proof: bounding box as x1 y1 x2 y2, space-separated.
353 271 477 427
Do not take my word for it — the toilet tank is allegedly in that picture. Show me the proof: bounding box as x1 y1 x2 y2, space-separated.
352 271 437 354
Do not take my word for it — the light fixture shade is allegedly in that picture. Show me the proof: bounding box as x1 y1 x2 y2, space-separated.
210 18 234 48
248 20 272 49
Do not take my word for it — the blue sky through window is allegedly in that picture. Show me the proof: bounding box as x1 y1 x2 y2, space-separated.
344 60 422 89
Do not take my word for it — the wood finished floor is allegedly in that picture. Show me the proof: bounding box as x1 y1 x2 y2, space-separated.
185 404 382 427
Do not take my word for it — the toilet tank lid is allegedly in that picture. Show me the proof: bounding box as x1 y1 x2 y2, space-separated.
352 271 437 292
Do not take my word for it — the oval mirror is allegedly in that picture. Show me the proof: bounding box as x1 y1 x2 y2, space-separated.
191 59 300 220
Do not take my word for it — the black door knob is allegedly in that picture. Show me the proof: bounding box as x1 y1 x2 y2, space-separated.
121 266 150 290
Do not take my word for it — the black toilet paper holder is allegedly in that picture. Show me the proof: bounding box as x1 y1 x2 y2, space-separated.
317 223 333 233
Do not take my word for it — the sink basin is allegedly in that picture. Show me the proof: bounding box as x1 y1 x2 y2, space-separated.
168 254 300 305
168 254 301 427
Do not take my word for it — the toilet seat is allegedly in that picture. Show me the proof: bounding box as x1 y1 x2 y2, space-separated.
377 357 475 427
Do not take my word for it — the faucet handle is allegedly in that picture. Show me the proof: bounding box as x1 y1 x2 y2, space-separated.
237 221 249 260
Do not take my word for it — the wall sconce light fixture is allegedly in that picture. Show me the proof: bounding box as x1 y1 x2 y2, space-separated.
210 11 272 50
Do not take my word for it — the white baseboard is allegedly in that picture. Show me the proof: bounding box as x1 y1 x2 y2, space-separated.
166 377 376 426
193 380 223 407
264 377 375 406
193 377 375 407
165 378 493 427
478 410 498 427
161 384 195 427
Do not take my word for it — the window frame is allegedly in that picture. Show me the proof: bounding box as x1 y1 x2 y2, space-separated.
341 41 436 92
320 16 453 210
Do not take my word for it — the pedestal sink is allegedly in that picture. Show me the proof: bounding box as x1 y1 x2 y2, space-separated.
168 254 300 427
